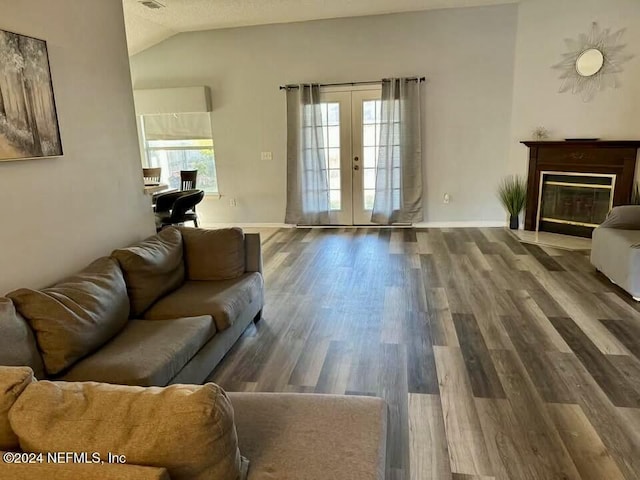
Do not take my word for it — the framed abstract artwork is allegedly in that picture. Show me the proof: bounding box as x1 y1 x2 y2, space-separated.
0 28 62 161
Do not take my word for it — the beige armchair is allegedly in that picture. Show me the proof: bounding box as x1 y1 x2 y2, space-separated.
591 205 640 300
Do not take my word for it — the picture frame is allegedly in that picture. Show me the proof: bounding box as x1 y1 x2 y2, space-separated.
0 27 63 161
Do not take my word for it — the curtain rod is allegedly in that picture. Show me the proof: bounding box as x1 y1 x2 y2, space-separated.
279 77 426 90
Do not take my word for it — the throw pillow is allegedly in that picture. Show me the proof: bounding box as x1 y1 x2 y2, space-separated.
180 227 245 281
7 257 130 375
10 381 245 480
600 205 640 230
0 298 45 379
0 366 35 450
112 227 185 316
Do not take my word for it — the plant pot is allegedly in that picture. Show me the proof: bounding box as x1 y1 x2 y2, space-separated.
509 214 519 230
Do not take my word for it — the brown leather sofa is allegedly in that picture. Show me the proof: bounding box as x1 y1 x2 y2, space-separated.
0 367 388 480
1 227 264 386
0 224 388 479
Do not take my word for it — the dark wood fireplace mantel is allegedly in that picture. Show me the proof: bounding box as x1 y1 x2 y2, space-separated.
521 140 640 236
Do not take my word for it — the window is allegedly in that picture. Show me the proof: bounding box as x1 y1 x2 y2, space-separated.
362 99 400 211
301 102 341 210
140 112 218 194
320 102 341 210
362 99 381 211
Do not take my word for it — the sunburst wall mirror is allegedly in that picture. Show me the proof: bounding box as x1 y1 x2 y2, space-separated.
552 22 634 102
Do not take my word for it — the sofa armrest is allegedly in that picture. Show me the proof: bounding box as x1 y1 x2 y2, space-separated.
0 457 170 480
599 205 640 230
244 233 263 274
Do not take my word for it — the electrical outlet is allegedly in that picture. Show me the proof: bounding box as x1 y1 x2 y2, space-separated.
229 198 237 207
443 193 451 204
261 151 273 161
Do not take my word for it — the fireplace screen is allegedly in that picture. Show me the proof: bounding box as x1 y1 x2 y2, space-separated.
538 172 615 230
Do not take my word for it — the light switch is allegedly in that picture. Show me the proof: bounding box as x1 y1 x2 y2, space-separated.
261 151 273 161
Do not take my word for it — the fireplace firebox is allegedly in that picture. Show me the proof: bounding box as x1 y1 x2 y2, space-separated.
538 172 615 237
521 141 640 238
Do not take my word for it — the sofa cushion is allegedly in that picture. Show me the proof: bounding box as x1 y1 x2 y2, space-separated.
599 205 640 230
0 366 35 450
7 257 130 376
9 381 244 480
228 392 387 480
180 227 245 281
0 459 170 480
143 273 263 331
0 298 45 379
112 227 185 317
60 317 216 386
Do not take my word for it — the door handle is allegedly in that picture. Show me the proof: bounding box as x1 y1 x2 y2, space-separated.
354 165 360 171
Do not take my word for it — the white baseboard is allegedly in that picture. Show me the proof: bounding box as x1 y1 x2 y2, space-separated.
201 221 506 229
413 221 507 228
200 222 290 228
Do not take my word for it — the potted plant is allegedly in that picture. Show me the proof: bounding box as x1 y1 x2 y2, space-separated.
498 175 527 230
632 182 640 205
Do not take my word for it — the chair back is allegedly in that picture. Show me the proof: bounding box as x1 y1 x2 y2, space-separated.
143 167 162 184
180 170 198 190
155 190 186 213
171 189 205 222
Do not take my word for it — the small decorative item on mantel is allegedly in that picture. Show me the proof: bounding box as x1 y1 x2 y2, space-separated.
497 175 527 230
533 127 549 141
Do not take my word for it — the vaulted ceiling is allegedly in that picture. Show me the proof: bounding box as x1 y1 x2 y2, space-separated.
123 0 520 55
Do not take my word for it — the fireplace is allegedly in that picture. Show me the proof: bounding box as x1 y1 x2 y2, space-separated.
537 172 615 237
522 140 640 238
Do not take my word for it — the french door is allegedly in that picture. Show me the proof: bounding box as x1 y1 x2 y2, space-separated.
318 87 382 225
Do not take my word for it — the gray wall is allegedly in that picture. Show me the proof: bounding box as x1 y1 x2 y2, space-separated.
509 0 640 173
0 0 155 294
130 5 519 225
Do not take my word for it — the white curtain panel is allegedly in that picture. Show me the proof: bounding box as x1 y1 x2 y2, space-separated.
371 78 424 225
284 84 331 225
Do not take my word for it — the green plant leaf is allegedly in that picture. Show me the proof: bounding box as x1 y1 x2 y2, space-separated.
497 175 527 216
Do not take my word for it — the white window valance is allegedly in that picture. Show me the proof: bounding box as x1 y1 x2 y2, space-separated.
142 112 212 141
134 86 211 114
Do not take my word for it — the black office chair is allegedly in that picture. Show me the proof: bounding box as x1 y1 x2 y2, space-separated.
155 189 204 231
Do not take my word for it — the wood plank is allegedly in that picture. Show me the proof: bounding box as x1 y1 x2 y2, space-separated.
434 346 493 476
519 254 630 355
547 403 626 480
549 316 640 408
500 315 576 404
522 243 566 271
406 311 439 394
475 397 539 480
452 313 506 399
551 352 640 480
451 475 495 480
426 287 459 347
490 349 582 480
288 338 330 387
378 343 410 472
601 318 640 359
416 231 434 254
314 341 352 394
408 394 452 480
506 290 572 353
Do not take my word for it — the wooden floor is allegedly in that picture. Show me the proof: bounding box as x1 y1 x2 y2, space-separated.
209 227 640 480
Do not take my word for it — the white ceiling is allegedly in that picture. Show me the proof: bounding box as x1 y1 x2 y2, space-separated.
123 0 520 55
